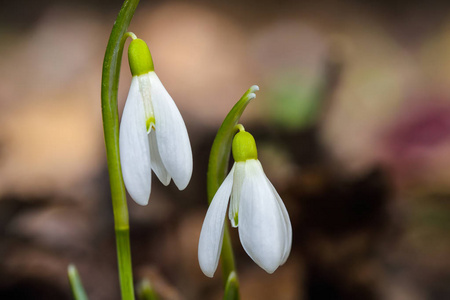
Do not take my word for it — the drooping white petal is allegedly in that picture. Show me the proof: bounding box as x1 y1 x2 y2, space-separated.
238 159 288 273
119 77 152 206
229 161 245 227
149 72 193 190
198 164 235 277
148 130 171 186
266 177 292 265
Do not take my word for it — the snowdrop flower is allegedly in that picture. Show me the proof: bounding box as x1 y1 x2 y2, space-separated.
119 37 192 205
198 127 292 277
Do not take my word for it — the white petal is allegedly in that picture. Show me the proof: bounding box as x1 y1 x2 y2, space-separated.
149 72 193 190
119 77 152 206
148 130 171 186
229 161 245 227
238 159 288 273
198 165 235 277
266 176 292 265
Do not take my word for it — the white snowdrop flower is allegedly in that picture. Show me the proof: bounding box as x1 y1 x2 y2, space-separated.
119 38 193 205
198 128 292 277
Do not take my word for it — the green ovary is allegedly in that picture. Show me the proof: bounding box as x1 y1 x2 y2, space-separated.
128 38 154 76
232 131 258 162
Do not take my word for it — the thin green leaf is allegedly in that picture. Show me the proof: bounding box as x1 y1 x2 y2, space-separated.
223 271 240 300
68 264 88 300
137 279 159 300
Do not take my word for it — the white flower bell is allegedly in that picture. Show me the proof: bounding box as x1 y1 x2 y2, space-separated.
198 128 292 277
119 38 193 205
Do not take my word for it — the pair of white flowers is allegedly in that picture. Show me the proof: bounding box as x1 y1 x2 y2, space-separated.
119 37 292 277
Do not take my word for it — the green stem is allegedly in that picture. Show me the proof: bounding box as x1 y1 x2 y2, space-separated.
101 0 140 299
206 85 259 291
220 225 235 282
115 228 134 299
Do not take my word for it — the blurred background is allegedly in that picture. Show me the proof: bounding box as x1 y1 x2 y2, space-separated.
1 0 450 299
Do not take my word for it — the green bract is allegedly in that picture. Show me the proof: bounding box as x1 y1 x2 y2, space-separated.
232 131 257 162
128 38 154 76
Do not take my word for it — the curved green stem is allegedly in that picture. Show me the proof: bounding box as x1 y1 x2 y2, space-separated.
234 124 245 133
207 85 259 292
125 31 137 40
101 0 140 299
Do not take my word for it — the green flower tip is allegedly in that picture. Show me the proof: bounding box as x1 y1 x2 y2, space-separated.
128 38 154 76
68 264 75 275
243 85 259 101
232 130 258 162
249 85 259 93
